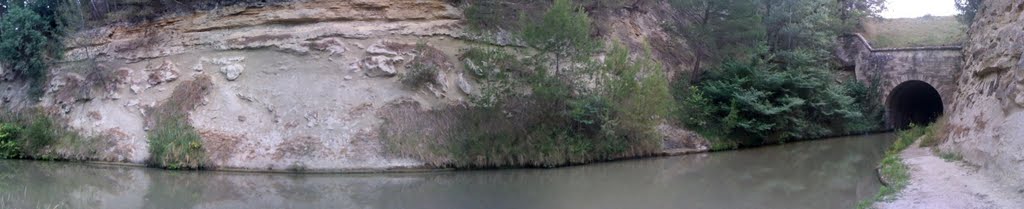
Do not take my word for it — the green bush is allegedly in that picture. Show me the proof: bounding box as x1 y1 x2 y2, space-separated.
0 0 79 97
0 110 101 160
0 6 50 96
401 43 450 90
147 116 205 170
843 77 885 134
462 47 521 79
0 123 20 158
401 63 439 89
145 76 212 169
595 44 673 153
20 113 58 153
382 0 673 168
677 50 878 146
383 44 672 168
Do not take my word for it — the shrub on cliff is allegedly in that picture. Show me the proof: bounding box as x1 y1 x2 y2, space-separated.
0 0 78 97
145 76 212 170
0 123 20 159
0 109 104 160
19 112 58 155
401 44 449 90
0 6 50 97
382 43 673 167
147 116 205 170
401 63 439 90
383 0 674 168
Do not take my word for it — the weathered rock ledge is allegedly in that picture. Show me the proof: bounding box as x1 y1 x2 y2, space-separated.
0 0 705 171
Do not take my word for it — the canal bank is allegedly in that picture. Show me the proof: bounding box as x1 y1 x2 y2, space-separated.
2 130 880 175
874 141 1024 209
0 133 894 209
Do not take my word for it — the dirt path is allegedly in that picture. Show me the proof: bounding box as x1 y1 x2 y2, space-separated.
876 143 1024 209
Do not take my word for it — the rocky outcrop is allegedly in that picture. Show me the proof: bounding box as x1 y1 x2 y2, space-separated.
62 0 464 62
12 0 697 171
941 0 1024 186
0 63 9 81
146 60 180 86
220 64 245 81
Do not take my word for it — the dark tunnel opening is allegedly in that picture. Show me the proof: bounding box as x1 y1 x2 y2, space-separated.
887 80 943 129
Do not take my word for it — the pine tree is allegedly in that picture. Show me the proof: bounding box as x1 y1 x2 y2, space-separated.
521 0 599 76
667 0 764 82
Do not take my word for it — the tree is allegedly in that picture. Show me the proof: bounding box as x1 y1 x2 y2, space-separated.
0 6 50 96
521 0 599 76
836 0 886 29
672 0 888 145
0 0 79 97
762 0 842 66
954 0 981 26
667 0 763 82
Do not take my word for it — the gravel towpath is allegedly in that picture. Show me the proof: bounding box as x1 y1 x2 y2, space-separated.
876 143 1024 209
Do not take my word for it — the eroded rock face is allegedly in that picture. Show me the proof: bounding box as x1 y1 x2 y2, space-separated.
221 64 245 81
360 56 403 77
658 123 709 151
48 73 89 113
456 72 475 96
366 42 400 56
356 41 415 77
146 60 180 86
192 63 204 72
0 63 9 81
208 56 245 65
61 0 464 62
306 38 347 55
942 0 1024 186
28 0 692 171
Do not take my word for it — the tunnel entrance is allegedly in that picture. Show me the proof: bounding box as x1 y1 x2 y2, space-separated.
887 80 943 129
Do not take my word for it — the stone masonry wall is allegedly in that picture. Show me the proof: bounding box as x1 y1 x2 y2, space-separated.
837 34 962 127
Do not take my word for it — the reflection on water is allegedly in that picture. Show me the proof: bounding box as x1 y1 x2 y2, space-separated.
0 133 893 209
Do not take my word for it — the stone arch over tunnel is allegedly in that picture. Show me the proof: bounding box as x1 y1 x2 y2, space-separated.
887 80 944 129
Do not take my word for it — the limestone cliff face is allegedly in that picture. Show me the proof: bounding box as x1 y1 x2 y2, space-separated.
3 0 700 171
943 0 1024 185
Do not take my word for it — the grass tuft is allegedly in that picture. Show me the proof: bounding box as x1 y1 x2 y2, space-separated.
147 116 205 170
144 75 212 169
400 43 451 90
938 151 963 162
918 116 949 147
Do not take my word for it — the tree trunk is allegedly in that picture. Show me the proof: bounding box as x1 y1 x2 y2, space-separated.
690 58 703 84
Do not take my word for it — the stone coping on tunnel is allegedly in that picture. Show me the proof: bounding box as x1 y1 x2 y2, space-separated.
842 33 963 52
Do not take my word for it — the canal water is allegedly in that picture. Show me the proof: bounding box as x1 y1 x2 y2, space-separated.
0 133 893 209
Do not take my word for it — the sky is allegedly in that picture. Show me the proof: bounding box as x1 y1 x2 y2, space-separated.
880 0 960 18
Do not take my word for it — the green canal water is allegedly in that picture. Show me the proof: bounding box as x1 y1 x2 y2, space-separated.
0 133 893 209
